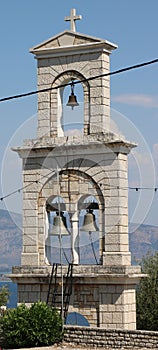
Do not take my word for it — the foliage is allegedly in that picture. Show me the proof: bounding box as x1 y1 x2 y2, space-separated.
136 252 158 330
0 301 63 348
0 285 10 307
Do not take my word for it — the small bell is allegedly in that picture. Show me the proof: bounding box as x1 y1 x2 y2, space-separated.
66 81 79 110
49 212 70 236
80 209 99 232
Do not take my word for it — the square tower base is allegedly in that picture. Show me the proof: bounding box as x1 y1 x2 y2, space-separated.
10 264 143 330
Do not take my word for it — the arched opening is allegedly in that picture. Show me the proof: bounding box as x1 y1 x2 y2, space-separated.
42 164 105 265
60 81 84 136
65 312 90 326
51 70 90 138
78 195 100 265
45 195 71 265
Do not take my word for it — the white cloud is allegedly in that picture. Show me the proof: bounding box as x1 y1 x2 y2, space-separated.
64 128 83 136
112 94 158 108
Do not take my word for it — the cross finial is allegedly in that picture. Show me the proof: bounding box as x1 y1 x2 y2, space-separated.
65 8 82 32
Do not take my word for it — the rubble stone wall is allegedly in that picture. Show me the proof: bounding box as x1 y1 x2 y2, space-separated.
64 326 158 348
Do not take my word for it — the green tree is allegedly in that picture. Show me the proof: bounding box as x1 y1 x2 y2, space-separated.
136 252 158 330
0 285 9 307
0 301 63 348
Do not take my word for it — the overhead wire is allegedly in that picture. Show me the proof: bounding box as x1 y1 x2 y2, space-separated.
0 58 158 103
1 57 158 201
1 182 158 202
1 159 158 201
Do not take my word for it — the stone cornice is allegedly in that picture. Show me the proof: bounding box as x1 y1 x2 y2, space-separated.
30 42 115 59
30 30 118 58
9 264 145 285
12 134 137 159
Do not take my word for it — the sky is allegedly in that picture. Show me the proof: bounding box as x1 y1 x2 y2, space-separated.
0 0 158 228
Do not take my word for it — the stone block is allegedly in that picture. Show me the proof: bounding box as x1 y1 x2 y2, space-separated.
109 177 128 189
115 304 126 312
99 304 108 312
21 252 39 266
19 291 29 303
38 102 50 110
18 284 27 292
105 214 120 227
102 60 109 70
105 233 121 245
117 170 128 179
38 74 52 85
103 252 131 266
90 105 106 116
38 92 50 103
107 304 115 312
24 245 38 253
23 199 37 210
38 59 49 68
124 291 135 304
38 119 50 129
106 243 128 252
40 292 48 302
28 292 40 302
102 312 113 324
124 311 136 324
23 216 37 227
107 196 128 208
112 312 123 323
23 227 38 236
24 173 38 182
90 87 107 98
23 209 36 217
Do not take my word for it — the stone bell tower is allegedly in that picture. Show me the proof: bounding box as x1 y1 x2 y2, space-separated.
11 9 143 329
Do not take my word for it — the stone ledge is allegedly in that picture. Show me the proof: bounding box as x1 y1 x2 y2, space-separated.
12 133 136 152
9 264 145 285
11 264 143 276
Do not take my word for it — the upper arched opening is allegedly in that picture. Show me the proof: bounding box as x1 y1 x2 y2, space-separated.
50 70 90 137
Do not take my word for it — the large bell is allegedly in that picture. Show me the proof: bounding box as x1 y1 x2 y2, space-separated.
66 81 79 110
80 210 99 232
49 213 70 236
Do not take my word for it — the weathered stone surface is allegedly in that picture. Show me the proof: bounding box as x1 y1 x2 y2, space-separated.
64 326 158 349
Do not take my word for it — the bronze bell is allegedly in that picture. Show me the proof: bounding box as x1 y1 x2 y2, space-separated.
49 212 70 236
80 210 99 232
66 81 79 110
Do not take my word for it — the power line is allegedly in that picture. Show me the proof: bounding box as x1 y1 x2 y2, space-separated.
1 164 158 202
1 58 158 201
1 183 158 202
0 58 158 103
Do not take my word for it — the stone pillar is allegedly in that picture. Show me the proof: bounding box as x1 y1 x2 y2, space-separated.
103 152 131 266
71 211 79 264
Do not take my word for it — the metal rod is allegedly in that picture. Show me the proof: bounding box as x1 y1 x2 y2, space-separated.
57 166 64 325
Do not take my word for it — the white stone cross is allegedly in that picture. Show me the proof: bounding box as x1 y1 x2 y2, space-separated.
65 8 82 32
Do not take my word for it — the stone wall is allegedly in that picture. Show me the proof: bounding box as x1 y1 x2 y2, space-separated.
64 326 158 348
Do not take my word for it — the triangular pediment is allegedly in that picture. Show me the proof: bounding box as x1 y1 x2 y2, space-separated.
30 30 117 53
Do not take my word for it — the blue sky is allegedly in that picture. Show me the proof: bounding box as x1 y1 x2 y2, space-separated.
0 0 158 227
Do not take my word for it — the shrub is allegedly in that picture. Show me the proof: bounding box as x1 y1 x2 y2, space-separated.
0 301 63 348
0 285 10 307
136 252 158 330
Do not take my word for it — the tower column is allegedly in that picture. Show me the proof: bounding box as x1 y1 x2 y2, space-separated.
103 152 131 266
71 211 79 264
